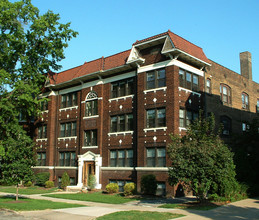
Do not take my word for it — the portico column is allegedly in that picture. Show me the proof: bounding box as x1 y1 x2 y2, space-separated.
77 158 83 187
95 156 102 189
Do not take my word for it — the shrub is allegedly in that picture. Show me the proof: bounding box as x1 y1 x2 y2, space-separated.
24 181 33 187
106 183 119 194
141 174 157 195
45 180 54 188
87 174 96 190
61 172 70 190
35 172 50 187
124 183 136 196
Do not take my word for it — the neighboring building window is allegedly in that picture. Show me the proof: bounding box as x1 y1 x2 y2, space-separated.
85 91 98 116
60 122 77 137
179 109 198 128
110 149 133 167
61 92 77 108
220 116 231 135
110 114 133 132
59 152 76 166
146 147 166 167
241 93 249 110
38 125 47 139
84 130 97 146
111 78 134 98
37 152 46 166
220 84 231 104
179 69 199 91
257 99 259 113
40 100 48 111
206 78 211 94
146 108 166 128
146 68 166 90
242 123 250 132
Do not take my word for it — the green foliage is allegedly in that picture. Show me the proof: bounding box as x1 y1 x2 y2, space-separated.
168 113 239 202
45 181 54 188
87 174 96 190
0 0 77 193
24 181 33 187
123 183 136 196
106 183 119 194
141 174 157 195
61 172 70 189
35 172 50 187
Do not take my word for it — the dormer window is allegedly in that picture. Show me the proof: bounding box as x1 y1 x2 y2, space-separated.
241 92 249 110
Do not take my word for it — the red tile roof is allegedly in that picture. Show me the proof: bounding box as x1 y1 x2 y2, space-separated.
49 30 209 86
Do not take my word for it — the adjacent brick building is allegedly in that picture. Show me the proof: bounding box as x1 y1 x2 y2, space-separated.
33 30 259 196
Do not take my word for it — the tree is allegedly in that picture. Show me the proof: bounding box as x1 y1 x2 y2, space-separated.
0 0 78 200
167 114 238 202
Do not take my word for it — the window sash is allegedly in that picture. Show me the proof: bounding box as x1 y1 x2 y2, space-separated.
110 150 133 167
60 122 77 137
110 114 133 132
179 69 199 91
85 130 97 146
146 148 166 167
111 78 134 98
147 69 166 90
61 93 77 108
146 108 165 128
59 152 76 167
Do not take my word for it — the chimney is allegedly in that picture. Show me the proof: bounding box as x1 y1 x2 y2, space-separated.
240 51 252 80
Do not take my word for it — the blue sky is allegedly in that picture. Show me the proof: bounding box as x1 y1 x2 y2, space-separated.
32 0 259 83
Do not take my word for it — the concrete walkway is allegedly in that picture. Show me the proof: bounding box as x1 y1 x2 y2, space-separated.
0 192 259 219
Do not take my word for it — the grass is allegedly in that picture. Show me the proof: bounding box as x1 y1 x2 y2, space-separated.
44 192 137 204
0 196 84 211
96 210 184 220
159 202 220 210
0 186 58 195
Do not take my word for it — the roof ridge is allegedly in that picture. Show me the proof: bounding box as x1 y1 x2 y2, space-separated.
168 30 203 50
133 31 168 45
57 64 83 74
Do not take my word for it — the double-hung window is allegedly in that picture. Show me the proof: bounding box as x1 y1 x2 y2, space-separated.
110 149 133 167
179 109 198 128
61 92 77 108
146 147 166 167
86 99 98 116
206 78 211 94
220 84 231 104
84 130 97 146
146 68 166 90
37 152 46 166
110 114 133 132
40 100 48 111
146 108 166 128
179 69 199 91
59 152 76 166
241 93 249 110
111 78 134 98
257 99 259 113
220 116 231 136
60 122 77 137
38 125 47 139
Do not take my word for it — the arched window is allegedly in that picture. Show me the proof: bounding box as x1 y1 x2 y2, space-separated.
220 84 231 104
85 91 98 117
241 92 249 110
220 116 231 135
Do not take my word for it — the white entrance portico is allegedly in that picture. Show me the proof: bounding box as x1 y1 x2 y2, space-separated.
77 151 102 189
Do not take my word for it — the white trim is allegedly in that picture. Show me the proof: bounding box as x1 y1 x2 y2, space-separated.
137 59 204 77
55 166 78 170
101 167 134 171
109 94 134 102
82 146 98 149
83 115 99 119
108 131 134 136
36 138 48 142
33 166 54 169
59 106 78 111
143 87 167 94
58 136 77 141
144 127 167 132
40 110 49 114
81 97 102 103
178 87 201 97
179 127 187 132
135 167 168 171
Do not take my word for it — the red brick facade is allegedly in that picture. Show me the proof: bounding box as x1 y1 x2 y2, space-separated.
33 30 259 196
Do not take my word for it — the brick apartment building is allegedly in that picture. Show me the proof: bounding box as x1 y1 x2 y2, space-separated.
34 30 259 195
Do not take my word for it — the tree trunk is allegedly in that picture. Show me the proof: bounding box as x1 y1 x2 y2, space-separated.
16 184 19 201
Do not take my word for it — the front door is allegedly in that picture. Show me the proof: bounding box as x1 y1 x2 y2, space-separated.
83 161 95 186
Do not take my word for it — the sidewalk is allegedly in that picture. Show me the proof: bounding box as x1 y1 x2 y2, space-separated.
1 192 259 219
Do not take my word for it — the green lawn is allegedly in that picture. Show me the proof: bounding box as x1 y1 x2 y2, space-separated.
159 202 220 210
96 210 184 220
45 192 136 204
0 186 58 194
0 196 84 211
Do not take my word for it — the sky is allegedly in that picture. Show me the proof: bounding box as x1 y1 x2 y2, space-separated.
31 0 259 83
